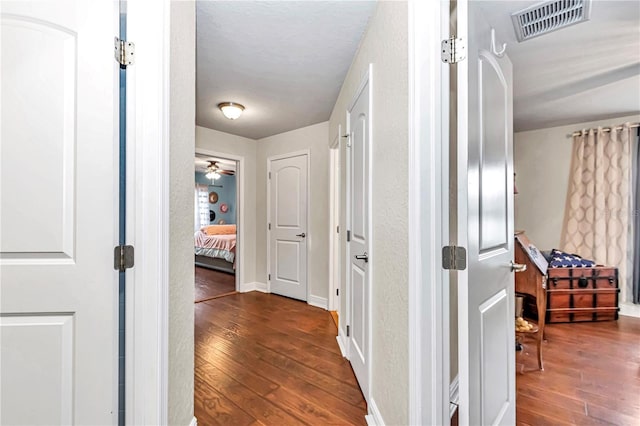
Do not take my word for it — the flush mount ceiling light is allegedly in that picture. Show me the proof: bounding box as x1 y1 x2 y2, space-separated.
218 102 245 120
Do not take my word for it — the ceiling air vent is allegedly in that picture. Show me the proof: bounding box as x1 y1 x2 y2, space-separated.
511 0 592 42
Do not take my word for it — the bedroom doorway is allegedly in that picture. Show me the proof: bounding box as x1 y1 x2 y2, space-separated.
194 153 240 302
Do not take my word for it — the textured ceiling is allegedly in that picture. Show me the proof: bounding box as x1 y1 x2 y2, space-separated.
196 1 376 139
479 0 640 131
196 1 639 138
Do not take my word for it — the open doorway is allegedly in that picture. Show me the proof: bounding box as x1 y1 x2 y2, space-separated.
447 1 640 424
194 154 239 302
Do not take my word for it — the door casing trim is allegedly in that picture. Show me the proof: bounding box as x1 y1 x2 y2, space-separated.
408 0 450 425
328 131 341 312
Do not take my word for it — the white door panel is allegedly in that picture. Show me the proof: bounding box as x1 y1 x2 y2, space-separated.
347 77 370 400
458 1 515 424
269 154 308 301
1 0 118 423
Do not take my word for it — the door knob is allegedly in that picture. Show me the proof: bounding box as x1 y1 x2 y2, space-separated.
296 232 306 238
510 261 527 273
354 252 369 263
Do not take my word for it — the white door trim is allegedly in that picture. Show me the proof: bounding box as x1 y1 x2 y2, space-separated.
126 0 170 424
328 132 341 312
345 64 373 403
408 1 450 425
266 149 311 300
339 121 351 358
194 148 245 293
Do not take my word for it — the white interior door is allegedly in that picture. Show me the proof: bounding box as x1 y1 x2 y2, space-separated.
269 153 308 301
457 1 515 424
1 1 119 424
347 77 371 400
329 146 341 312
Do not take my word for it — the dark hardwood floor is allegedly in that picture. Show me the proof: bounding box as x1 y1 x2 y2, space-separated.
195 266 236 303
516 315 640 425
194 291 367 425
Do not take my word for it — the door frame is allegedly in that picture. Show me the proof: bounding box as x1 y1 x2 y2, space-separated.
126 0 171 424
328 133 341 312
127 0 452 424
344 65 373 404
266 149 311 300
407 0 451 425
194 148 245 293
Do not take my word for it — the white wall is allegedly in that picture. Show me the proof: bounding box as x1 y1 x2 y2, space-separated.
168 1 195 425
256 122 330 301
514 113 640 250
329 1 409 424
196 126 258 285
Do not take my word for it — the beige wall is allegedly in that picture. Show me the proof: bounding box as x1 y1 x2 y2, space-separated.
329 1 409 423
168 1 195 425
255 122 330 299
195 126 258 285
514 113 640 250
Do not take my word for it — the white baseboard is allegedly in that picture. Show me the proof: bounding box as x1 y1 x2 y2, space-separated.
239 281 269 293
308 294 328 310
620 302 640 318
449 375 459 419
239 281 256 293
336 328 348 358
189 417 197 426
365 398 385 425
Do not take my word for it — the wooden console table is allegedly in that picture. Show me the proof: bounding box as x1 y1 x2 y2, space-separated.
514 231 547 370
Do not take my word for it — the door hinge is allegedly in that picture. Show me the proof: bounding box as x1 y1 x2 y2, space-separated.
441 37 466 64
442 246 467 271
114 37 135 67
268 223 271 230
337 225 339 234
342 133 352 147
268 274 271 281
114 245 134 272
268 172 271 179
336 288 339 296
347 230 351 242
346 325 350 337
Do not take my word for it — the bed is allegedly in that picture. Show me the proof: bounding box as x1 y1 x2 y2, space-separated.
194 224 236 274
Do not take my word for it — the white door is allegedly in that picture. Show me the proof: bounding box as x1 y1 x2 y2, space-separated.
269 154 308 301
1 1 119 424
329 145 341 312
347 77 371 399
456 1 515 424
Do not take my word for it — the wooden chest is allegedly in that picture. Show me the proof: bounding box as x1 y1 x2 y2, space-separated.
546 267 619 323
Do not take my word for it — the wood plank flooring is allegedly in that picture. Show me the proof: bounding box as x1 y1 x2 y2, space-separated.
195 266 236 303
516 316 640 425
195 291 367 425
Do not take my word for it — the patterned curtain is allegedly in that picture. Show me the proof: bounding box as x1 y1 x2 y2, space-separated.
561 124 632 302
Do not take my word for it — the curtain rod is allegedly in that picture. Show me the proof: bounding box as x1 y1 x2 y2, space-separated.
570 122 640 137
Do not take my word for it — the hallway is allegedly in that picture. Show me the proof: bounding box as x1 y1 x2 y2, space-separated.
194 292 367 425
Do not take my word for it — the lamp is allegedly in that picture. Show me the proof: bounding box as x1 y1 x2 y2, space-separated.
218 102 245 120
205 163 221 180
206 170 220 180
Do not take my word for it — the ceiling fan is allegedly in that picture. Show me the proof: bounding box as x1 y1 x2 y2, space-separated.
205 161 235 180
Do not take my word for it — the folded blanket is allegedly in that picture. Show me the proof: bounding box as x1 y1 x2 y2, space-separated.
548 249 595 268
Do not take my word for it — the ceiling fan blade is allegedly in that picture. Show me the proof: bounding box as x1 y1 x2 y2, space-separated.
219 170 235 175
